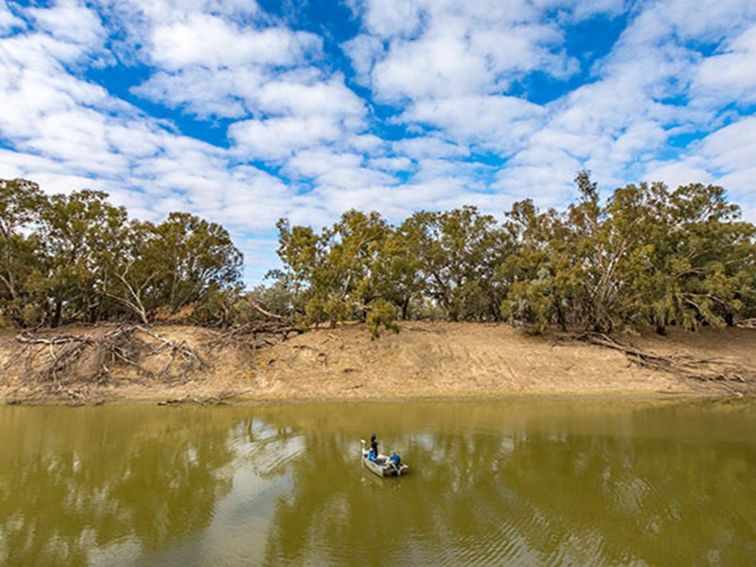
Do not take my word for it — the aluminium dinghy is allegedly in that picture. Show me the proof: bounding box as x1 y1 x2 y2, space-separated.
360 439 409 477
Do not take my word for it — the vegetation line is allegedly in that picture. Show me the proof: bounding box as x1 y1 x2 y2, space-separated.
1 172 754 339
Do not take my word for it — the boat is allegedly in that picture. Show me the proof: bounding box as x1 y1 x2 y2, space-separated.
360 439 409 477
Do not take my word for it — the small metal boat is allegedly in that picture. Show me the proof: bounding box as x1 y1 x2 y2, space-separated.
360 439 409 477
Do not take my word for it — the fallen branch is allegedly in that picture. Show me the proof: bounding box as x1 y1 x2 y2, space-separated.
573 332 754 391
157 390 241 406
247 299 286 321
205 320 304 361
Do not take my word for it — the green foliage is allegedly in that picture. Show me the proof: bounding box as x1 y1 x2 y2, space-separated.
37 190 130 326
275 172 755 336
153 212 242 314
2 174 753 337
366 299 400 339
0 179 47 325
499 173 756 333
0 178 243 328
403 206 509 321
229 282 296 325
276 209 392 328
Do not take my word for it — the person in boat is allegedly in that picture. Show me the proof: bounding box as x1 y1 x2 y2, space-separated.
369 434 378 460
389 451 401 471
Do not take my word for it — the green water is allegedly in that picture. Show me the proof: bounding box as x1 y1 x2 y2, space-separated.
0 400 754 566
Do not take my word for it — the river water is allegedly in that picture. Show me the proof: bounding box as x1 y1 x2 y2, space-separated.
0 399 754 566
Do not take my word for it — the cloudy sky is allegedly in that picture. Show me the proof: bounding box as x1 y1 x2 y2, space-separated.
1 0 755 282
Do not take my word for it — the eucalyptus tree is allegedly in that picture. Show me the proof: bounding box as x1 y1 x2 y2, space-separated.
150 212 243 316
0 179 47 325
501 173 756 333
410 206 508 321
375 216 426 320
276 210 391 328
626 183 756 332
499 199 570 331
36 190 130 326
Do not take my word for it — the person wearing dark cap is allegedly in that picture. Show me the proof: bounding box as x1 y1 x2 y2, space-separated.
369 433 378 460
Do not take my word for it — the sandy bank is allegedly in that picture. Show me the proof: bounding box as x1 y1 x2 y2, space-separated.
1 322 754 404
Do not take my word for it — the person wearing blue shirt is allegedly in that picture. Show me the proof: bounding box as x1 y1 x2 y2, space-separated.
369 433 378 460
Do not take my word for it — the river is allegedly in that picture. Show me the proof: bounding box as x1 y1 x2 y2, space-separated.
1 399 754 566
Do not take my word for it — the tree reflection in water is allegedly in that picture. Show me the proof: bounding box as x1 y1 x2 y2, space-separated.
0 406 238 565
0 400 754 566
254 401 756 566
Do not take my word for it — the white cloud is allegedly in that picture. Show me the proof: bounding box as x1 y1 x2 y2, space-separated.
1 0 755 284
368 156 413 172
286 148 395 189
149 13 320 70
485 0 756 207
122 1 368 166
362 0 423 38
350 0 574 103
341 34 383 84
0 0 23 33
255 74 365 119
27 0 106 47
402 95 544 152
644 161 714 188
132 66 258 118
692 23 756 106
0 3 296 244
392 137 469 159
229 115 345 159
134 63 366 125
698 116 756 177
642 116 756 218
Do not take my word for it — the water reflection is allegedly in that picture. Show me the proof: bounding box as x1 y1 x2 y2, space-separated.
1 400 754 566
0 407 238 565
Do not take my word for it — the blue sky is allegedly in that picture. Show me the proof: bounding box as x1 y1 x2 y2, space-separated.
1 0 755 283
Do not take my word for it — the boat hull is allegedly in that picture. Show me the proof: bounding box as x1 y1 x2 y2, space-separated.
361 450 408 477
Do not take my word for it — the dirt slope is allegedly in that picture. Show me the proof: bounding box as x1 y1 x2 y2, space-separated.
1 322 754 403
250 322 755 399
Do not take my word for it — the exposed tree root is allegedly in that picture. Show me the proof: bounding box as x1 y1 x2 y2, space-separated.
571 332 755 395
204 321 304 362
5 325 208 404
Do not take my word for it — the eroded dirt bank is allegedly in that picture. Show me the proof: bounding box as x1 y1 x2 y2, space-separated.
1 322 754 404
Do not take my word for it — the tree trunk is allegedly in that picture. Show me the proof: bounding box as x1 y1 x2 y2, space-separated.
51 300 62 328
401 297 410 320
725 312 735 327
555 301 568 332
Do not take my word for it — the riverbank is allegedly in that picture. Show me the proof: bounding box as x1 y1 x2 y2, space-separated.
1 322 754 404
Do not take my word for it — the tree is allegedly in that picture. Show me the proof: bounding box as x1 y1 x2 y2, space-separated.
499 199 569 331
150 212 243 316
411 207 508 321
501 174 756 333
276 210 392 328
375 218 425 320
0 179 47 325
103 221 165 325
3 175 751 336
627 183 756 332
36 190 129 327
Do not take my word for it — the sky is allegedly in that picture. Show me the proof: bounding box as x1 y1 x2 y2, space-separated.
1 0 755 283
